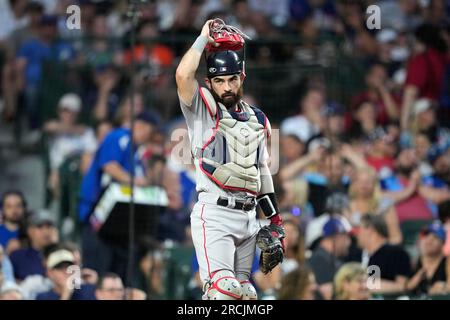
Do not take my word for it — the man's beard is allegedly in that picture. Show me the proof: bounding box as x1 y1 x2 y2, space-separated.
5 216 21 224
211 87 243 109
396 165 414 176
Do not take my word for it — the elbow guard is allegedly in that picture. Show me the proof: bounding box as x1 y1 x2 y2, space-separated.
256 193 279 218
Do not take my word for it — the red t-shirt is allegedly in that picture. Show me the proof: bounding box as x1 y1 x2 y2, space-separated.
395 177 433 223
405 48 447 100
366 156 395 173
350 91 402 126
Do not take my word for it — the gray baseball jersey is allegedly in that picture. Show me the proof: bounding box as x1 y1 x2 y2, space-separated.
179 85 269 284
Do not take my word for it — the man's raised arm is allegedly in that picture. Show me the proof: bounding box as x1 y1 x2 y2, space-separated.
175 20 217 106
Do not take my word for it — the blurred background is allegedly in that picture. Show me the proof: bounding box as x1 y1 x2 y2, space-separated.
0 0 450 300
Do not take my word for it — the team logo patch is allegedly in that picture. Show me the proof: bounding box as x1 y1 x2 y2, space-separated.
220 67 227 72
240 128 249 137
209 67 217 73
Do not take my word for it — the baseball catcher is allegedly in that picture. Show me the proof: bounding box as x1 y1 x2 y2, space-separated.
175 19 285 300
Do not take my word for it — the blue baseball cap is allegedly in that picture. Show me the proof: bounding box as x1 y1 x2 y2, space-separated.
322 216 351 238
421 222 447 243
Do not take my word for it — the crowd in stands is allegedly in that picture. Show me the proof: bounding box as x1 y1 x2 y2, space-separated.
1 0 450 300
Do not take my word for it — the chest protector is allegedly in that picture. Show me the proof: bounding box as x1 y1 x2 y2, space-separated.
195 87 268 194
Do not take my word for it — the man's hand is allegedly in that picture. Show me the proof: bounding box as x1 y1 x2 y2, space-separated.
134 177 149 187
201 20 219 48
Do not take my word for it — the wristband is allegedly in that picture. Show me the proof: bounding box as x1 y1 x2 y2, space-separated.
191 35 208 53
257 193 279 218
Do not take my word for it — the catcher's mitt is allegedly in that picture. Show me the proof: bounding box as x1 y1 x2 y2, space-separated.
206 18 251 52
256 224 285 274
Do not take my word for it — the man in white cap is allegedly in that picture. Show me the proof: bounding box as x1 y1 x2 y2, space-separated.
43 93 97 198
36 249 95 300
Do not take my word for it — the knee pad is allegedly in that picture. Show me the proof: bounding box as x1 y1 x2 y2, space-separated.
240 280 258 300
204 270 243 300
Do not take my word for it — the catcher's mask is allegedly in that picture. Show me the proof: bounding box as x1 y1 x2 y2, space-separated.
206 50 243 78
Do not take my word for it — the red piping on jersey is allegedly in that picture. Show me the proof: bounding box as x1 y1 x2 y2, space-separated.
197 87 261 195
197 92 258 195
199 158 258 195
199 87 214 120
200 204 211 278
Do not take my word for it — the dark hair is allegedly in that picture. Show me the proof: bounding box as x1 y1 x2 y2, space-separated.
96 272 122 289
26 1 44 13
1 190 27 211
360 214 389 239
415 24 447 53
277 265 314 300
438 200 450 224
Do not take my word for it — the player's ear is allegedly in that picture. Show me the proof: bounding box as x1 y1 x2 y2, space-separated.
204 77 211 90
240 73 246 84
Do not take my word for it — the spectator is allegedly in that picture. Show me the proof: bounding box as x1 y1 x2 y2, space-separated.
9 211 58 281
401 24 448 130
406 98 450 151
8 1 45 52
95 272 125 300
58 242 98 286
280 133 305 166
347 167 402 244
281 87 325 143
16 14 76 129
277 265 318 300
96 271 147 300
419 145 450 212
438 201 450 256
82 14 120 68
44 93 97 198
36 249 96 300
135 245 164 299
122 18 174 69
407 222 450 296
307 215 351 299
79 111 156 278
348 101 378 143
79 120 114 174
0 190 27 252
333 262 370 300
19 241 98 300
414 132 433 176
364 127 396 174
350 63 400 126
113 91 145 128
357 214 411 294
281 145 365 217
381 148 434 223
319 102 347 144
0 245 15 284
0 282 24 300
0 0 28 43
2 2 37 122
89 64 123 122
